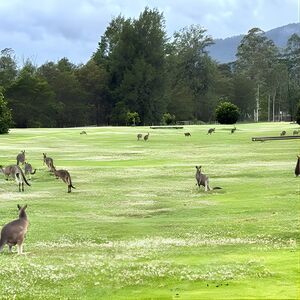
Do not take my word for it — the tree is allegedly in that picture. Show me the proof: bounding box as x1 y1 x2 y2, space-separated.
0 48 17 90
0 92 12 133
126 111 140 125
236 28 279 121
162 112 176 125
215 101 240 124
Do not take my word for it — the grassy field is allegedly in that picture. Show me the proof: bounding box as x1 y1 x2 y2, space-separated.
0 122 299 300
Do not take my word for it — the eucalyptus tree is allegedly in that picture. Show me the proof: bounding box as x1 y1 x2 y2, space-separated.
0 48 17 90
236 28 279 121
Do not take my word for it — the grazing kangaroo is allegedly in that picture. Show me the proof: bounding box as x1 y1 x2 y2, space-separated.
0 205 28 255
231 127 236 134
184 132 191 137
207 128 215 135
144 133 150 141
80 131 87 135
0 165 30 192
24 162 36 180
53 167 75 193
293 130 299 135
195 166 222 192
295 155 300 177
280 130 286 136
16 150 25 165
137 133 143 140
43 153 55 172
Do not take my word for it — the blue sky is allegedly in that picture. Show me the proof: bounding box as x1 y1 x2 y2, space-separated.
0 0 298 65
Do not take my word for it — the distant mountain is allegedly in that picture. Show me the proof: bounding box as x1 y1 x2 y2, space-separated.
208 23 300 64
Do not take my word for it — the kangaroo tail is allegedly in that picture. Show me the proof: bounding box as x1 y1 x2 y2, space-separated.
20 170 31 186
31 169 36 175
213 187 222 190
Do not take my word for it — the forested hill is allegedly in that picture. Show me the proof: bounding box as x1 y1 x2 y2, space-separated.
209 23 300 63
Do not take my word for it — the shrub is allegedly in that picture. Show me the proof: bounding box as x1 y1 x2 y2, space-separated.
0 92 12 134
215 101 240 124
162 113 176 125
126 112 140 126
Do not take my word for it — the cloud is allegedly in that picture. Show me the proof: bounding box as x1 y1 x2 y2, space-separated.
0 0 297 65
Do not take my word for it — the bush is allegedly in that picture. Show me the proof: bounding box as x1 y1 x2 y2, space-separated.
0 92 12 134
215 101 240 124
162 113 176 125
296 101 300 125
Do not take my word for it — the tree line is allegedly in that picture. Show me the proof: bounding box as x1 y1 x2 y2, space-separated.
0 7 299 128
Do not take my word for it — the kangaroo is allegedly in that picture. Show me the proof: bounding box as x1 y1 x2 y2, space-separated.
184 132 191 137
24 162 36 180
0 205 29 255
280 130 286 136
144 133 150 141
53 167 75 193
195 166 222 192
16 150 25 165
231 127 236 134
293 130 299 135
80 131 87 135
207 128 215 135
137 133 143 140
295 155 300 177
0 165 30 192
43 153 55 172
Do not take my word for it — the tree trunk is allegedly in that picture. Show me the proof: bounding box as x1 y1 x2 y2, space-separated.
268 94 271 122
272 90 276 122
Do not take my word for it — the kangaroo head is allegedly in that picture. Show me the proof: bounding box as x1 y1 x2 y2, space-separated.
297 155 300 159
195 166 202 172
43 153 47 158
17 204 28 218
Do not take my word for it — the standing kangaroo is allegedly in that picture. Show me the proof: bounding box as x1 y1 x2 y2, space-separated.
0 165 31 192
43 153 55 172
231 127 236 134
16 150 25 165
144 133 150 141
0 205 28 255
137 133 143 140
295 155 300 177
24 162 36 180
195 166 221 192
207 128 215 135
53 167 76 193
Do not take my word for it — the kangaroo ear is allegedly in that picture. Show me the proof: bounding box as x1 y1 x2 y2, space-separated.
17 204 21 210
23 204 27 210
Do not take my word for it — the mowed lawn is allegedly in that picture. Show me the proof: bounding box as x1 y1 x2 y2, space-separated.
0 123 299 300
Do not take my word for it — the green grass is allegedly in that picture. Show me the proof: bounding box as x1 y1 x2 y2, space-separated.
0 122 299 299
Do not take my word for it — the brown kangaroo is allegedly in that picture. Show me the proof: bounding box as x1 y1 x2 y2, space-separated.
184 132 191 137
144 133 150 141
295 155 300 177
137 133 143 140
24 162 36 180
280 130 286 136
0 165 31 192
293 130 299 135
16 150 25 165
0 205 29 254
43 153 55 172
207 128 215 135
80 131 87 135
53 167 76 193
231 127 236 134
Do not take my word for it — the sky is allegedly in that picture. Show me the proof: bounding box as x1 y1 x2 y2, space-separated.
0 0 299 66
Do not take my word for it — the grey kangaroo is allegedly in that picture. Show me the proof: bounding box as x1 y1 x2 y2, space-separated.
195 166 221 192
43 153 55 172
0 165 31 192
184 132 191 137
53 167 76 193
137 133 143 140
0 205 28 254
293 130 299 135
24 162 36 180
144 133 150 141
280 130 286 136
295 155 300 177
231 127 236 134
207 128 215 135
80 131 87 135
16 150 25 165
